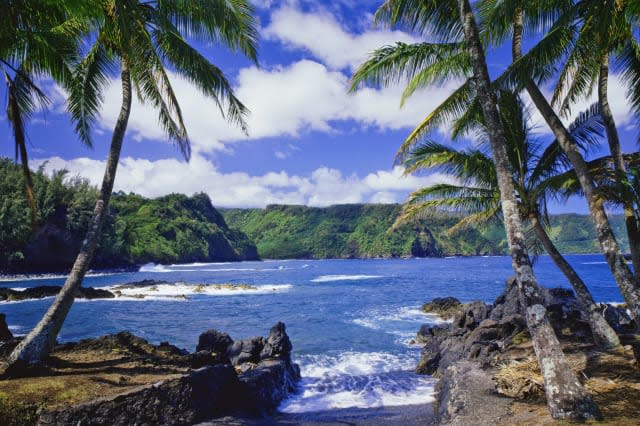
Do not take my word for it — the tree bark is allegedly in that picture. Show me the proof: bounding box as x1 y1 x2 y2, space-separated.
460 2 601 419
7 64 132 367
511 9 640 327
598 53 640 280
530 213 621 350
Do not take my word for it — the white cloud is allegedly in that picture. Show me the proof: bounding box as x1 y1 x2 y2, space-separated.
33 156 455 208
263 6 419 71
529 73 633 136
96 60 461 154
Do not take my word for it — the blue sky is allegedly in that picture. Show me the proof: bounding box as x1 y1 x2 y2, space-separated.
1 0 637 211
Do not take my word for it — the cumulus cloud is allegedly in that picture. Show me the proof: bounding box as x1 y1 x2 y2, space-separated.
262 6 419 71
95 60 461 154
33 155 455 208
528 73 633 136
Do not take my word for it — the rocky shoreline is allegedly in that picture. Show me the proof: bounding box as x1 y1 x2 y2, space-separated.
415 278 640 424
0 321 300 425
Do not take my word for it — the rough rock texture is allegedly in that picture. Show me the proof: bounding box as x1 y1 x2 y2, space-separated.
416 277 611 423
0 285 114 302
434 361 511 425
28 323 300 424
422 297 463 319
0 313 12 342
38 365 241 426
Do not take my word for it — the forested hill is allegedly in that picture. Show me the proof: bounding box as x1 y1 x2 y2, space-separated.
221 204 629 259
0 159 257 273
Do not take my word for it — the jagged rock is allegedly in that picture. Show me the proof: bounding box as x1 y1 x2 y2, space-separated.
260 322 292 360
422 297 462 319
228 337 265 366
196 330 234 361
76 287 116 299
416 323 449 344
237 358 301 415
452 301 491 334
39 365 242 425
112 280 170 290
489 276 523 321
190 350 223 369
0 285 115 302
601 304 635 334
0 314 12 342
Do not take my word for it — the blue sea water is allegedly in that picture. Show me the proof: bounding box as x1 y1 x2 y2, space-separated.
0 255 623 412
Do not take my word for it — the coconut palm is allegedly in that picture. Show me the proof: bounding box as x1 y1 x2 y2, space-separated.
352 0 601 419
547 0 640 278
1 1 89 230
7 0 258 367
480 0 640 326
398 91 621 350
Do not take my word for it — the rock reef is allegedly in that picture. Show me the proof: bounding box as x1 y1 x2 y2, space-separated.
0 323 300 425
416 278 639 424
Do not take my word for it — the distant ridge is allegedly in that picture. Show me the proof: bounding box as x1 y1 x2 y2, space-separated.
221 205 629 260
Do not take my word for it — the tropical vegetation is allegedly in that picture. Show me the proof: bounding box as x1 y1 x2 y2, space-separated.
4 0 258 368
350 0 640 419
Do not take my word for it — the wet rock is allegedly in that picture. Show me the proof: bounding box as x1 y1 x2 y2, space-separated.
190 350 223 369
0 285 115 302
601 304 635 334
260 322 292 360
196 330 234 361
228 337 265 366
76 287 115 299
416 323 450 344
237 358 301 415
0 313 12 342
422 297 462 319
111 279 170 290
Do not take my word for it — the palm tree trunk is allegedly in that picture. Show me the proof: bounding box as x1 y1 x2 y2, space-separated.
511 9 640 327
529 213 621 349
461 1 601 420
8 82 38 231
6 64 132 367
598 53 640 279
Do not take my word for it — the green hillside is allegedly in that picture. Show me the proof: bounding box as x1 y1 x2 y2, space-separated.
0 159 257 273
222 205 628 259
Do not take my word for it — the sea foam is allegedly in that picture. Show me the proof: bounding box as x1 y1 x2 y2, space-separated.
311 275 382 283
279 351 435 413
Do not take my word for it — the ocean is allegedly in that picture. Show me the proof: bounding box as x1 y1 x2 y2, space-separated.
0 255 623 413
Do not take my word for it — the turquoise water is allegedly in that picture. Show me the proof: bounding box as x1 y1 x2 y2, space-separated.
0 255 622 412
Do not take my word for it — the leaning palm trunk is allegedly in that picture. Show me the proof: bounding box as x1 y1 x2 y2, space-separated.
460 1 601 419
7 66 132 366
511 10 640 327
529 213 621 350
599 54 640 279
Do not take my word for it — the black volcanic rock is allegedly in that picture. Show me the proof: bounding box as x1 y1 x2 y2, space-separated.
0 313 12 342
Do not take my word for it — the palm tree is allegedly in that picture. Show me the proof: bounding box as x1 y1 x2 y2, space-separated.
6 0 258 368
352 0 601 419
480 0 640 326
1 0 87 230
546 0 640 278
398 91 621 350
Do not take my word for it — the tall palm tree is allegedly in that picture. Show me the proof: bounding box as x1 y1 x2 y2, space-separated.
398 91 621 350
1 0 88 230
546 0 640 278
7 0 258 367
481 0 640 326
352 0 601 419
